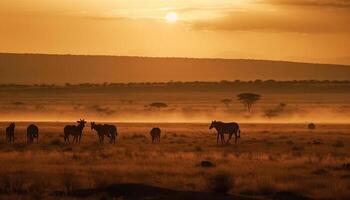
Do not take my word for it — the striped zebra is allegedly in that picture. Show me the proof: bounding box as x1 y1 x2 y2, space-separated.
209 120 241 144
27 124 39 144
6 123 15 143
64 119 86 144
150 127 161 143
91 122 117 144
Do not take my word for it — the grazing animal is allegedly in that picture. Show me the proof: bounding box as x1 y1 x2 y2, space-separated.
5 123 15 143
91 122 117 144
209 120 241 144
64 119 86 144
104 124 117 144
150 127 161 143
27 124 39 144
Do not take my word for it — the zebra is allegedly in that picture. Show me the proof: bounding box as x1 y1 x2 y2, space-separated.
150 127 161 143
90 122 117 144
103 124 117 144
27 124 39 144
209 120 241 144
64 119 86 144
5 123 15 143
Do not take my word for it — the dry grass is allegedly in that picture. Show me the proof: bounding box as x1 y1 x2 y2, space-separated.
0 122 349 199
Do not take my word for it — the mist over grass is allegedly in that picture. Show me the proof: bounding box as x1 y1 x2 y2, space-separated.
0 99 349 123
0 81 349 123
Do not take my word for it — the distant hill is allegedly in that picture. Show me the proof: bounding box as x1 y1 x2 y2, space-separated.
0 53 349 84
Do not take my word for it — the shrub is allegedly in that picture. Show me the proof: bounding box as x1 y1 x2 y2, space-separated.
221 99 232 107
308 123 316 130
200 160 215 168
264 103 287 119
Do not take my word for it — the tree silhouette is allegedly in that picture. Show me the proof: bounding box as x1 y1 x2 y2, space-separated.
237 93 261 112
149 102 168 110
264 102 286 119
308 123 316 130
221 99 232 108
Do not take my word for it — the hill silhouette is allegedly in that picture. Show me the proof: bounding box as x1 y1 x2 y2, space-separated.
0 53 349 84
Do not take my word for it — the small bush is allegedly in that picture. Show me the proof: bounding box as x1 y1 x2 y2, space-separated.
200 160 215 168
149 102 168 109
308 123 316 130
207 171 234 194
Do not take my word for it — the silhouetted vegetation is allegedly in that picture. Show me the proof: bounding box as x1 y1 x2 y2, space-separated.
237 93 261 112
149 102 168 109
308 123 316 130
1 80 350 93
264 103 287 119
221 99 232 108
12 102 25 107
88 105 114 115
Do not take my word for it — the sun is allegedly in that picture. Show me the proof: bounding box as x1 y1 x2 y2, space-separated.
165 12 178 23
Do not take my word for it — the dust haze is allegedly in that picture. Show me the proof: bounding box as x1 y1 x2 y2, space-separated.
1 83 349 123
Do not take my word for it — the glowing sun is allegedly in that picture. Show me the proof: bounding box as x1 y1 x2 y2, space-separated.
165 12 178 23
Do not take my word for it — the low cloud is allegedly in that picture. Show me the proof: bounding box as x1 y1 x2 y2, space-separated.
192 7 350 33
264 0 350 8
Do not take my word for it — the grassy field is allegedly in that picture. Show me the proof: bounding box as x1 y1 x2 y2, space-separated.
0 122 349 199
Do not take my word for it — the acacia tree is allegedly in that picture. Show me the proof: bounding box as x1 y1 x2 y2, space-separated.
149 102 168 110
237 93 261 112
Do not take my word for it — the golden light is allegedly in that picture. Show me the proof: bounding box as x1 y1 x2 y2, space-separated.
165 12 178 23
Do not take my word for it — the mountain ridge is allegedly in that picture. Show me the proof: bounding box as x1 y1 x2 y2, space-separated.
0 53 349 84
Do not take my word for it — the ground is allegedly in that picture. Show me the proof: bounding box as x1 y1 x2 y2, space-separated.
0 122 349 199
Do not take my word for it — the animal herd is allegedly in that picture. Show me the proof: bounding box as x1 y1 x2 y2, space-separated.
3 119 241 145
6 122 39 144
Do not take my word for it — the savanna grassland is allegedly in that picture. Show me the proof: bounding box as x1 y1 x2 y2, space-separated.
0 123 349 199
0 81 350 123
0 82 349 199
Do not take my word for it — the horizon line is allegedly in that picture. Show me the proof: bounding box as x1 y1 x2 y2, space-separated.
1 51 349 67
1 79 350 86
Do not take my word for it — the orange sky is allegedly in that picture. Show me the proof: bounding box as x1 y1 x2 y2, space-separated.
0 0 349 65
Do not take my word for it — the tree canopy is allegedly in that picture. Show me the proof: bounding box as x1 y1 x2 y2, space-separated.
237 93 261 112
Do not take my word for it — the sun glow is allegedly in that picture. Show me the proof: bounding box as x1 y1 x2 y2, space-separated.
165 12 178 23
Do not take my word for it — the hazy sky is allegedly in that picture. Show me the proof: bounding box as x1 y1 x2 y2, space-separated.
0 0 349 64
